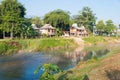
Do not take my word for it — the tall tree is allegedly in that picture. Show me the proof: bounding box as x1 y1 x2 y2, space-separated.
0 0 26 39
96 20 105 30
96 20 105 35
105 20 116 35
73 7 97 32
44 9 70 31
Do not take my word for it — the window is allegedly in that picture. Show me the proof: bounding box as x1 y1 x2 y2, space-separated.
48 29 50 32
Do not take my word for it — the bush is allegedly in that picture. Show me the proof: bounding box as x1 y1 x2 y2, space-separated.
0 42 7 55
34 63 61 80
0 41 21 55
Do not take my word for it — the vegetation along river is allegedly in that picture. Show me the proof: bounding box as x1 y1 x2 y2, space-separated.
0 42 119 80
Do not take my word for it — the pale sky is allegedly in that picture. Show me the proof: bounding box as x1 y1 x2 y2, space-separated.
0 0 120 26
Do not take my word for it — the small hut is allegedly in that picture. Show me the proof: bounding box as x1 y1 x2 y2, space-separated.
70 23 88 37
40 24 55 36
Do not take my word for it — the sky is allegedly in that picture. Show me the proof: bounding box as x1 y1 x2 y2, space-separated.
0 0 120 26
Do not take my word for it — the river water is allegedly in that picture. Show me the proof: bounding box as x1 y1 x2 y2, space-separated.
0 42 119 80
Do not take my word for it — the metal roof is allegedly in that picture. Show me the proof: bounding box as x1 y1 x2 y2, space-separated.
40 24 55 29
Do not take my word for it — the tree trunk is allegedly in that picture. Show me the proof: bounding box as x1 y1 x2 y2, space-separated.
10 32 13 39
3 31 5 39
20 33 24 39
10 23 14 39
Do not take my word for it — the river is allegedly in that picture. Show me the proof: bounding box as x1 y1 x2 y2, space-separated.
0 41 120 80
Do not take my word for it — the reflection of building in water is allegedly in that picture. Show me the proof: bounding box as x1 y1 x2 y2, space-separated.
71 47 84 64
46 47 89 69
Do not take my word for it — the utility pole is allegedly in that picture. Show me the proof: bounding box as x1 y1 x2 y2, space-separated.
93 22 96 37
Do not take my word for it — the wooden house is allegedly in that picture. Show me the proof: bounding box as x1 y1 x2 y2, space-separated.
70 23 88 37
40 24 55 36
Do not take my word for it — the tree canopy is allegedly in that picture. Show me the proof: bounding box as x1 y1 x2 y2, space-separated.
0 1 117 38
44 9 70 31
105 20 116 34
30 16 43 28
96 20 105 31
0 0 26 38
73 7 96 32
96 20 116 36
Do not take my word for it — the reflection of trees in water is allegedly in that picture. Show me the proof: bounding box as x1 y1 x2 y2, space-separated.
0 61 25 80
46 43 112 70
83 48 109 61
48 50 84 69
47 53 72 70
47 48 87 69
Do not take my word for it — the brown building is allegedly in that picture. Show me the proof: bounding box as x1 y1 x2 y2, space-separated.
40 24 55 36
70 23 88 37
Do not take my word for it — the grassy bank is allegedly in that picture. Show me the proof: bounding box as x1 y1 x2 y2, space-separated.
0 38 77 55
83 36 119 44
55 37 120 80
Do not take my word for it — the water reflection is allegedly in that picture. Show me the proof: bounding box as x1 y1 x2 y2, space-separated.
0 42 119 80
0 53 50 80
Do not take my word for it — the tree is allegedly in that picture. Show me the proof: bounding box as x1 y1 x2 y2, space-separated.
105 20 116 35
96 20 105 30
19 18 38 39
96 20 105 35
0 0 26 39
73 7 97 32
44 9 70 31
34 63 61 80
30 16 43 28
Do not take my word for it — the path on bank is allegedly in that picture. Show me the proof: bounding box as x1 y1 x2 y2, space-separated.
71 37 84 51
72 37 84 46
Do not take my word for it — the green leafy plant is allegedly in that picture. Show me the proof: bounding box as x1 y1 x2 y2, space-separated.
0 42 7 55
34 63 61 80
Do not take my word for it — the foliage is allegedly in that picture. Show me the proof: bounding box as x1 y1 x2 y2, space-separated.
78 74 89 80
83 36 106 44
44 9 70 31
55 46 120 80
30 16 43 27
96 20 105 30
104 20 116 35
73 7 96 32
19 38 76 52
25 26 39 38
17 18 39 39
0 0 26 38
96 20 116 36
0 42 7 54
0 41 21 55
96 20 105 35
34 63 61 80
0 38 76 55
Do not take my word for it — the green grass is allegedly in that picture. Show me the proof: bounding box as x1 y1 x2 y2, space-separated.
83 36 120 44
54 41 120 80
19 38 76 52
0 37 77 55
83 36 106 44
0 41 21 55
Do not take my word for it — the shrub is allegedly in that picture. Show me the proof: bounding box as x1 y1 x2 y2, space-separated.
0 42 7 55
34 63 61 80
0 41 21 55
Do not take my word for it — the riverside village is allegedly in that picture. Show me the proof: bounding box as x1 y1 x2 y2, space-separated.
0 0 120 80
